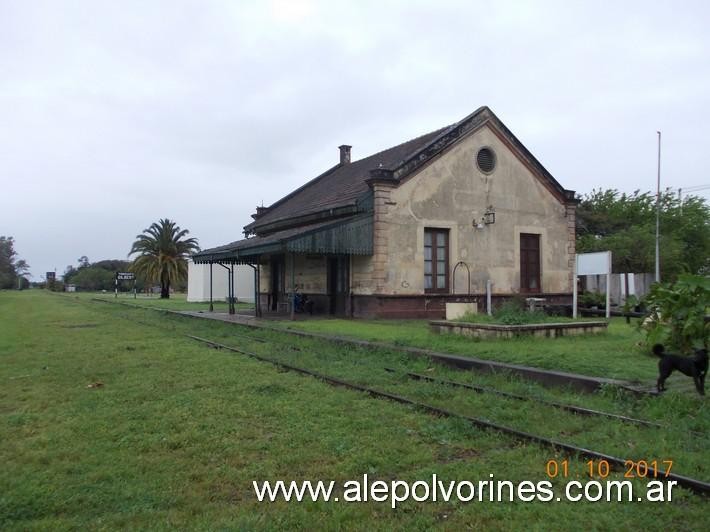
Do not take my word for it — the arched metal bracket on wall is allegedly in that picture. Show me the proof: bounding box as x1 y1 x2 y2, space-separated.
452 261 471 295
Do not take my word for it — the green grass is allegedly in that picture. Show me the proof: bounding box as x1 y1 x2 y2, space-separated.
271 317 662 382
88 293 653 382
454 311 592 325
2 291 708 530
75 291 254 312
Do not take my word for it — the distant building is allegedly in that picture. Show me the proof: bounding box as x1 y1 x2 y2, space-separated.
187 259 255 302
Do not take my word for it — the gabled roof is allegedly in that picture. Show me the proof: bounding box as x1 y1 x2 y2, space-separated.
246 106 576 236
194 106 579 264
244 125 450 234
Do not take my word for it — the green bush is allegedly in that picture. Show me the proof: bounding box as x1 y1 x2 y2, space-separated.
579 291 606 308
621 294 639 314
47 279 63 292
456 298 577 325
493 299 547 325
642 274 709 352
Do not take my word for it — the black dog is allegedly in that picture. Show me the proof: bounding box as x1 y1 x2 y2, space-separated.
653 344 708 395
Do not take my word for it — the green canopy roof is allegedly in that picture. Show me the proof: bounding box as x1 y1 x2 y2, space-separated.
192 214 373 264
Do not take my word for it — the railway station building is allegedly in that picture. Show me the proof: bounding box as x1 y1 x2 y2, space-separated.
192 106 578 319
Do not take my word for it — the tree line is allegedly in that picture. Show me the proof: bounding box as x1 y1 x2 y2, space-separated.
0 236 30 289
59 219 199 296
5 194 707 297
63 258 143 292
576 188 709 279
58 219 198 297
0 219 198 297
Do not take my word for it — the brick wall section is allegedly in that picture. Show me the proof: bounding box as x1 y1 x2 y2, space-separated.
352 293 573 319
372 183 395 293
566 203 577 289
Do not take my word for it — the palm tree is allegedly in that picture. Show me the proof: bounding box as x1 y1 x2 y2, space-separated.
129 219 199 298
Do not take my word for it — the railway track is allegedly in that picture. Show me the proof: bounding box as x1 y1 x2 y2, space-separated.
384 368 665 429
81 298 690 428
187 334 710 496
87 296 652 395
75 298 710 495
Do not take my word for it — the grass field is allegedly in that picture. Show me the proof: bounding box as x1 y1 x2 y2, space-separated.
2 290 708 530
94 293 659 382
272 317 661 382
78 291 254 313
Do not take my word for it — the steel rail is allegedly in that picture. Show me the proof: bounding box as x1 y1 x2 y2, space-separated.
187 334 710 496
87 301 697 436
384 368 664 430
87 297 655 397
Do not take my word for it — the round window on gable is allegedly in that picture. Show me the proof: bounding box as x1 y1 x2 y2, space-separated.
476 147 496 174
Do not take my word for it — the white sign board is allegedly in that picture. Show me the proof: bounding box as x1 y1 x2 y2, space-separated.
576 251 611 276
573 251 612 319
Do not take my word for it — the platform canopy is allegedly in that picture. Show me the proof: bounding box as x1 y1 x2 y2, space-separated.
192 214 373 264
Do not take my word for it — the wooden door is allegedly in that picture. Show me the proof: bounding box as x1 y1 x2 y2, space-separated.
269 256 285 310
327 256 350 315
520 234 541 293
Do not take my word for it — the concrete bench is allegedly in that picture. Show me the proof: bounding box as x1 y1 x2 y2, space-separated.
525 297 546 312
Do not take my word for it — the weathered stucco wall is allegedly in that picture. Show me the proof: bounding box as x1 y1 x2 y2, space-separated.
292 254 328 293
258 253 378 296
371 124 573 296
258 254 329 295
351 255 375 294
256 122 574 303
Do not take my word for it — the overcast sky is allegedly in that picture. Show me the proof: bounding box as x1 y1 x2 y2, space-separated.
2 0 709 279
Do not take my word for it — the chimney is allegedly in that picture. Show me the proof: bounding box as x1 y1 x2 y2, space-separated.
251 205 268 220
339 145 351 165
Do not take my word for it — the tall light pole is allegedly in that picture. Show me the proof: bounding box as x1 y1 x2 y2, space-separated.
654 131 661 283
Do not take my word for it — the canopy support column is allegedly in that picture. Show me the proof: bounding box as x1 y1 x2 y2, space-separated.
209 262 214 312
216 262 233 314
290 252 295 321
247 261 261 318
229 264 235 315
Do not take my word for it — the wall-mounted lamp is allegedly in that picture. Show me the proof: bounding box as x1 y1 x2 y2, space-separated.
473 206 496 229
483 208 496 225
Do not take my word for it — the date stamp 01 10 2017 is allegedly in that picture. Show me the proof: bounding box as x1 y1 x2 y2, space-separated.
545 459 674 480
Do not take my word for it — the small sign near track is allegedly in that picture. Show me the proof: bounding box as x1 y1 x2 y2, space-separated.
115 272 137 298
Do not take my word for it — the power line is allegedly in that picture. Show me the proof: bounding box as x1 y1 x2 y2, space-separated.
679 184 710 193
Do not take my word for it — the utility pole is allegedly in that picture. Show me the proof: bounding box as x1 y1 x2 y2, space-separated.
654 131 661 283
